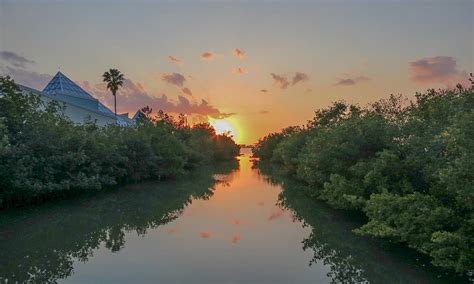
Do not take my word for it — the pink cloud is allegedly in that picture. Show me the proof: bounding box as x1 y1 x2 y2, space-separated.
271 73 290 90
78 78 234 118
410 56 469 86
168 55 181 65
335 74 369 86
233 48 246 60
162 72 186 87
201 52 215 60
292 72 309 85
181 87 193 97
271 72 309 89
232 67 248 75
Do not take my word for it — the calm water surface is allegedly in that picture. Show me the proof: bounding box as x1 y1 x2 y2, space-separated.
0 149 469 283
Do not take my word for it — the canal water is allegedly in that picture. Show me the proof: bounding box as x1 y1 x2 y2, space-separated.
0 149 468 283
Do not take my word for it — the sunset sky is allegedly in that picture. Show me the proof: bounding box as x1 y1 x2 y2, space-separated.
1 0 472 144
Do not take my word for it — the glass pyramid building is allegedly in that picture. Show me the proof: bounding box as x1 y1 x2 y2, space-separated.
38 72 131 125
43 71 96 100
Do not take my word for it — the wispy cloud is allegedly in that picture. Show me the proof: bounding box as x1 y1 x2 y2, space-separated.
260 89 268 93
167 55 181 65
201 52 216 60
271 73 290 89
1 66 52 90
271 72 309 90
211 112 236 119
181 87 193 97
233 48 246 60
292 72 309 85
410 56 469 86
232 67 248 75
335 74 369 86
0 50 35 68
162 72 186 87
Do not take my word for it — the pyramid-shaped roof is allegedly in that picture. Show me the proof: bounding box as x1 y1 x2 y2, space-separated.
42 71 95 100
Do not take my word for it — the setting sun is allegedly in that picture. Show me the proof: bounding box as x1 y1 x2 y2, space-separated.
209 118 241 144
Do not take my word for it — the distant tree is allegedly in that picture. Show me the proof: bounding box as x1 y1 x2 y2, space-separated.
139 106 156 123
102 69 124 116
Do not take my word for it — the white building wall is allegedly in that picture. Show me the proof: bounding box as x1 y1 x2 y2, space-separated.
20 86 117 126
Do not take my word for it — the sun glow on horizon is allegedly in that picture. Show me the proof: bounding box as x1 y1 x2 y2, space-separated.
208 118 242 144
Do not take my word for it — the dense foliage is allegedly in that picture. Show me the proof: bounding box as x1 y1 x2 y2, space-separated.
0 76 239 208
253 84 474 274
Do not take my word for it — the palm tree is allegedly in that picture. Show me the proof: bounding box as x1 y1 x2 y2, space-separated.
102 68 124 116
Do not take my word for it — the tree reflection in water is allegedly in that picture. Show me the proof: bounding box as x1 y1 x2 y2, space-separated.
0 161 238 283
255 161 469 284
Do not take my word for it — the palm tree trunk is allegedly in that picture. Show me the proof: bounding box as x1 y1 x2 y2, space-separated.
113 92 117 116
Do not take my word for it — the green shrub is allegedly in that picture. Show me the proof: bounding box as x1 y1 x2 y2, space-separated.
0 76 239 207
252 85 474 274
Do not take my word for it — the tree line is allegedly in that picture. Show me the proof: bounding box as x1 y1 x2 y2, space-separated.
0 76 240 208
252 82 473 275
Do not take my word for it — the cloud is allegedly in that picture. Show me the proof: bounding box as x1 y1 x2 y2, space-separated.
181 87 193 97
167 55 181 65
257 201 264 206
232 67 248 75
0 51 35 68
209 112 236 119
230 234 241 244
161 72 186 87
1 66 52 90
233 48 246 60
78 78 234 119
271 72 309 89
258 110 269 114
410 56 469 86
199 231 211 238
292 72 309 86
335 74 369 86
0 51 51 90
201 52 215 60
260 89 268 93
271 73 290 89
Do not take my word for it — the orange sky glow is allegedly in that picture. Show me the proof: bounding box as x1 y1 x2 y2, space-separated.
0 1 472 144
